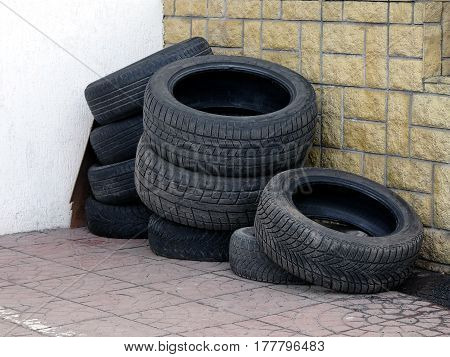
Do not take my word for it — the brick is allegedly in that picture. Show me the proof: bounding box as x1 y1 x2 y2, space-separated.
227 0 261 19
164 0 175 16
444 3 450 57
208 0 225 17
389 2 413 24
387 92 410 157
321 148 363 175
323 55 364 86
424 1 443 23
261 51 299 72
366 25 387 57
365 26 388 88
344 88 386 122
175 0 207 16
192 19 207 38
387 157 432 193
364 154 385 185
208 19 242 47
414 2 424 24
444 59 450 76
301 22 321 82
434 165 450 230
323 24 364 54
343 1 388 23
389 58 423 91
424 82 450 96
395 190 432 227
420 228 450 265
423 25 442 78
282 0 320 21
262 21 298 50
244 21 261 57
304 146 320 167
367 57 387 89
164 17 191 44
211 47 243 56
344 120 386 154
411 127 450 163
321 86 342 148
412 94 450 130
389 25 423 58
323 1 342 21
263 0 280 19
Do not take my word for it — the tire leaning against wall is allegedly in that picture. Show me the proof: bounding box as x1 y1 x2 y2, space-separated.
85 37 212 125
90 115 143 165
254 168 424 294
88 159 138 205
85 197 151 239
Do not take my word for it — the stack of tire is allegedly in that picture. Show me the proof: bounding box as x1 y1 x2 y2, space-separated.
135 54 319 262
83 38 212 239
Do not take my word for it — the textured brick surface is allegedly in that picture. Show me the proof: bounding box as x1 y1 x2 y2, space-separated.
0 228 448 337
163 0 450 267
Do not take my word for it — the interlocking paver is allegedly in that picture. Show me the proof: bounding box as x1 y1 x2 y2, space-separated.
146 273 265 300
124 302 247 334
0 228 448 337
73 286 187 315
24 273 135 299
96 260 205 285
46 316 168 337
200 287 318 319
0 257 83 284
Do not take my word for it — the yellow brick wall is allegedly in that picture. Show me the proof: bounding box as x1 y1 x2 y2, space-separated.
164 0 450 271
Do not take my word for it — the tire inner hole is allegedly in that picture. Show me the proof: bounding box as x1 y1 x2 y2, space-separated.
292 183 398 237
173 69 291 116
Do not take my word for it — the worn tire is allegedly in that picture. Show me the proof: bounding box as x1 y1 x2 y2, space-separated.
85 37 212 125
85 197 151 239
88 159 138 204
90 115 143 165
135 134 269 231
144 55 317 177
254 168 424 294
230 227 304 284
148 215 231 261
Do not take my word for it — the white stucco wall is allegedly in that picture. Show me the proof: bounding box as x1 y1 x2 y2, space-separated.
0 0 163 235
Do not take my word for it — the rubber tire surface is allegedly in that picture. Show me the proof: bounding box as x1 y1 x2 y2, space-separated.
148 215 231 262
90 115 143 165
85 197 151 239
254 168 424 294
230 227 304 284
135 134 269 231
88 159 138 204
85 37 212 125
144 55 317 177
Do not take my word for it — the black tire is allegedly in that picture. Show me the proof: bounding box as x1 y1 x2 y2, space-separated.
85 197 151 239
89 115 143 165
143 55 317 177
88 159 138 204
230 227 305 284
135 134 269 231
148 215 231 261
254 168 424 294
85 37 212 125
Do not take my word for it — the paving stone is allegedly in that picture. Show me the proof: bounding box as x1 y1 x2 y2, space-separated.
199 287 317 319
24 273 135 299
73 286 187 316
124 302 246 334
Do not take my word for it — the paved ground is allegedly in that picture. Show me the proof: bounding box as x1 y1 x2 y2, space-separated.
0 228 448 337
